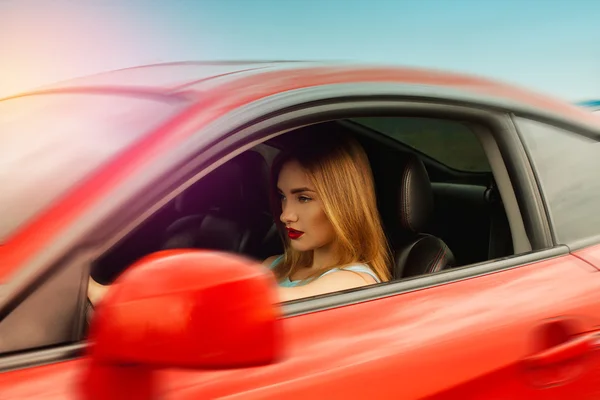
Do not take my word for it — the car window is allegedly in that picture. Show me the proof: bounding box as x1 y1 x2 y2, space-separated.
0 93 185 242
516 118 600 243
350 117 490 172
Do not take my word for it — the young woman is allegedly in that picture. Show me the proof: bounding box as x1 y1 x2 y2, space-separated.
87 133 391 305
265 133 391 302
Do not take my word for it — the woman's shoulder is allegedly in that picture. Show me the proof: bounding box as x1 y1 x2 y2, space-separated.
324 263 381 283
341 263 375 273
262 254 283 268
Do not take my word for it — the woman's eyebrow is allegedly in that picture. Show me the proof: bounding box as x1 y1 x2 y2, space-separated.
276 187 316 194
290 187 315 194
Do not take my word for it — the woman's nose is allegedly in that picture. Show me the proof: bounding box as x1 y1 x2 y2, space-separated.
280 203 298 224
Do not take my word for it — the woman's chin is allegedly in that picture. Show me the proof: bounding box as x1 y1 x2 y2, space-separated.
289 239 312 252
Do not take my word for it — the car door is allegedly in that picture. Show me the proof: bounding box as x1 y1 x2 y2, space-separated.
2 249 600 400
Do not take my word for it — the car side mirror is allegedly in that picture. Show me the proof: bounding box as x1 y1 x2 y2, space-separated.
80 250 283 400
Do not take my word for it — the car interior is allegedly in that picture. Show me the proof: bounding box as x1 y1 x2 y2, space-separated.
90 116 516 287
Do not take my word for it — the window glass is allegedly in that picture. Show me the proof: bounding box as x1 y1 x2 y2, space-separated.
517 118 600 243
350 117 490 172
0 93 184 242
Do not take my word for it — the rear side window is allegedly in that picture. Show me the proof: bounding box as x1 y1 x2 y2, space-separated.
517 118 600 243
351 117 490 172
0 93 185 242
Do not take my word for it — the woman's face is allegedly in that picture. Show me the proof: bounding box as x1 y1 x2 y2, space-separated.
277 159 336 252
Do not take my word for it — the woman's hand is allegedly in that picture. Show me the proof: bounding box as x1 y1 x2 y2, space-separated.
88 276 110 306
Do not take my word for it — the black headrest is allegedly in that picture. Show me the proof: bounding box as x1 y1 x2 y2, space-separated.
176 151 269 216
397 154 434 233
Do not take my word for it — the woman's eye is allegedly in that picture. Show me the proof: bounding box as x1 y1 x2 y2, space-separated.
279 193 286 201
298 196 312 203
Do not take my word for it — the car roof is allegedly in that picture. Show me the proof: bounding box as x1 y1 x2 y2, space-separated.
5 60 600 131
11 61 310 95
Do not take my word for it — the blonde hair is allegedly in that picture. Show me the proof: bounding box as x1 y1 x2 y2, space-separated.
270 132 392 283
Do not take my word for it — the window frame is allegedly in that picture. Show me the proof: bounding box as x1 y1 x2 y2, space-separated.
0 85 556 372
90 101 544 269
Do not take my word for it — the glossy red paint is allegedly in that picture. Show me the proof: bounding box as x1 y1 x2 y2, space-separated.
573 243 600 271
0 360 82 400
2 64 599 281
3 254 600 398
158 254 600 399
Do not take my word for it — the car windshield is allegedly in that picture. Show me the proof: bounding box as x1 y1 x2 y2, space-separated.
0 92 186 242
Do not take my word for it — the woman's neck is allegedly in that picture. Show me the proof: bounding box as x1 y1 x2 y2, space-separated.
311 242 338 270
288 243 340 281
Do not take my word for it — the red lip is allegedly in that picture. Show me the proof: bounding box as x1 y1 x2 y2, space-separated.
286 228 304 240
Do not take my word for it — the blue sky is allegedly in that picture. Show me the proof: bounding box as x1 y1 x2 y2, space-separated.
1 0 598 101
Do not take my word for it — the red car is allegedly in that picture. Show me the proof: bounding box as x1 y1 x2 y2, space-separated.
2 61 600 399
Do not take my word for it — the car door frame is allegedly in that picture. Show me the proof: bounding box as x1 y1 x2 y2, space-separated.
0 82 564 373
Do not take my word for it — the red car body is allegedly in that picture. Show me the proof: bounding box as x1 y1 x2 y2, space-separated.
2 62 600 399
